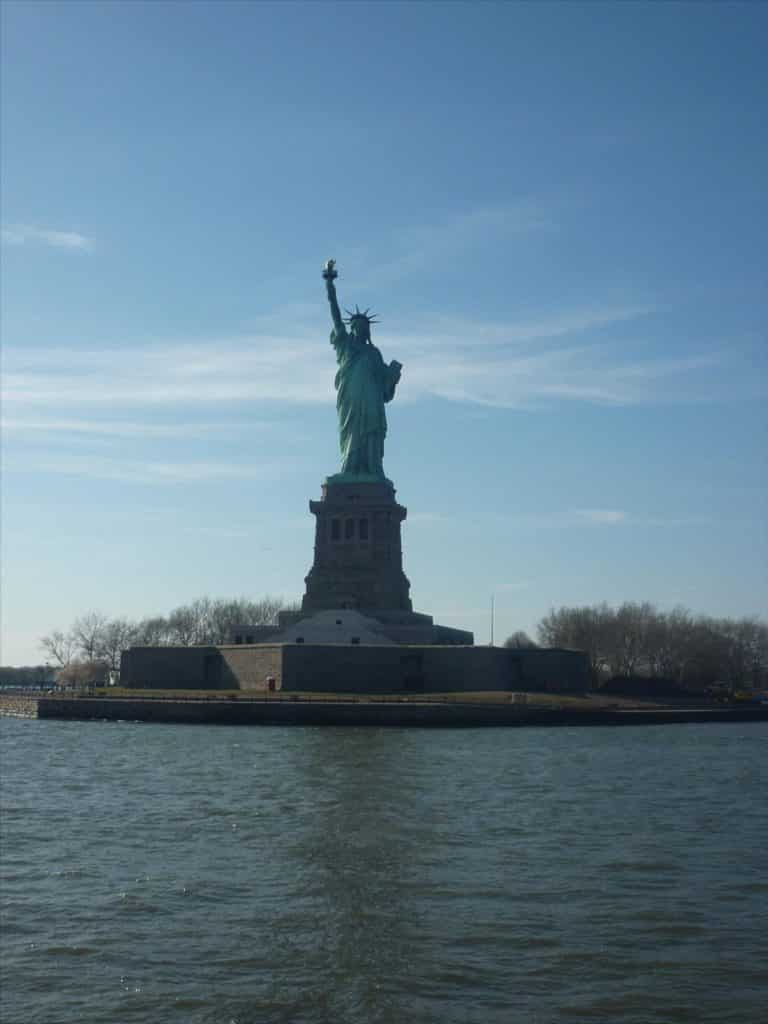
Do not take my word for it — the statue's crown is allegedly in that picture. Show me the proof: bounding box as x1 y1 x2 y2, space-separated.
344 305 379 326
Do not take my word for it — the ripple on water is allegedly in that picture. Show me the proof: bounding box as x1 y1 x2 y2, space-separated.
1 718 767 1024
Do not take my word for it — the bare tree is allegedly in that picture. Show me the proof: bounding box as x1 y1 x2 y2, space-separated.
606 601 656 678
537 603 767 693
709 616 767 694
162 596 289 646
242 595 286 626
134 616 171 646
751 620 768 688
207 595 293 641
167 604 199 646
190 596 215 643
207 599 239 644
654 607 697 682
40 629 77 667
57 660 109 687
538 603 613 685
504 631 536 649
98 618 138 670
208 598 267 644
71 612 108 662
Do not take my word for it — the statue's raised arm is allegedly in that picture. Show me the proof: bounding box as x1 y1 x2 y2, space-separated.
322 259 345 335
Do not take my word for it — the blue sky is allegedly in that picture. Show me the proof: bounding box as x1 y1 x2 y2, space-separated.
2 0 766 664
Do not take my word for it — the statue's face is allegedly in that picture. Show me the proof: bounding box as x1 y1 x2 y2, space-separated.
350 318 370 343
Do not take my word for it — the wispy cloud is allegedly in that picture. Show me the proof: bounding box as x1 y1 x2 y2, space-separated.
501 510 712 530
4 453 302 485
4 304 741 413
402 305 657 348
351 200 555 287
1 224 93 250
573 508 627 524
2 335 330 406
385 202 552 280
1 416 292 442
397 324 727 408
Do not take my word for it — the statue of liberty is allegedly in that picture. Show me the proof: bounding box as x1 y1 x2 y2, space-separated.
322 259 402 480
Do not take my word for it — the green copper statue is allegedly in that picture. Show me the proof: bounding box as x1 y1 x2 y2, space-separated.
323 259 402 481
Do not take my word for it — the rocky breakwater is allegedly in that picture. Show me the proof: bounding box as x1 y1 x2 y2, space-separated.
0 692 40 718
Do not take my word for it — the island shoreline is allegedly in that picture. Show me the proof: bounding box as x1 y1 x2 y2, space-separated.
3 693 767 728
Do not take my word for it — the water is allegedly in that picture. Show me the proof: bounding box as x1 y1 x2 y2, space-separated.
1 718 766 1024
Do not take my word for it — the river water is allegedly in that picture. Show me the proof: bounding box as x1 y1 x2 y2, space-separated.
1 718 766 1024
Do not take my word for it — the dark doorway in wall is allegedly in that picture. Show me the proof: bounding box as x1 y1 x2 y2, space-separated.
401 652 425 692
203 653 221 689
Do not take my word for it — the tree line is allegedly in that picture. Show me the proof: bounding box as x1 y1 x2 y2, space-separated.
517 602 768 691
0 665 57 688
38 596 297 679
11 597 766 693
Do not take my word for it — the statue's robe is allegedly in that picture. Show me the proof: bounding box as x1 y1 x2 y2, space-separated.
331 325 401 477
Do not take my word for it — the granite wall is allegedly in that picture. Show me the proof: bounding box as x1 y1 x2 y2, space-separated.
121 643 589 694
219 646 283 690
120 646 218 689
120 645 283 691
281 644 511 693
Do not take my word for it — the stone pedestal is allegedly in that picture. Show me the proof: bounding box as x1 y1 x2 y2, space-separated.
302 479 412 613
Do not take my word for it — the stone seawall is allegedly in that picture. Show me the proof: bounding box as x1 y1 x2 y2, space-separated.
0 693 40 718
120 643 592 694
35 696 768 728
